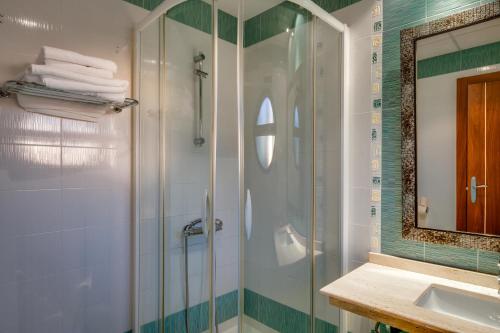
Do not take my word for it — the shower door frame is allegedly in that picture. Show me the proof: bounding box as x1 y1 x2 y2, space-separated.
133 1 350 333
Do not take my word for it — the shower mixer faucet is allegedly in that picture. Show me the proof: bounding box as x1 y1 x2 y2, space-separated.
183 217 223 237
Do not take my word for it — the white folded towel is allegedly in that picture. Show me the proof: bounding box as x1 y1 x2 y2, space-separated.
24 74 128 94
44 60 114 79
40 46 118 73
28 64 128 88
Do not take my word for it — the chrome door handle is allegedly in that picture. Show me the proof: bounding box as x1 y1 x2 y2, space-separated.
470 176 487 204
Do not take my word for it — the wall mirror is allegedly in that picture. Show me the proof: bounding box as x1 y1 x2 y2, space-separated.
400 0 500 251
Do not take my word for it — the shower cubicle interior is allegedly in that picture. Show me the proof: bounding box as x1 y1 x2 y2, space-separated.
135 1 346 332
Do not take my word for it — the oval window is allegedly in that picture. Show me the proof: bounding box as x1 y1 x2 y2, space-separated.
255 97 276 169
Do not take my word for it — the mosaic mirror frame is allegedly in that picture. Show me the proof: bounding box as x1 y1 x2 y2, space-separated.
400 0 500 251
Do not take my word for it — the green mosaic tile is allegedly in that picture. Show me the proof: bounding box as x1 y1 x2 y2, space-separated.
461 41 500 70
417 40 500 79
381 188 426 261
134 290 237 333
428 2 481 21
315 318 338 333
218 10 238 44
243 288 259 320
167 0 210 34
124 0 144 9
383 0 426 31
424 243 478 271
141 321 160 333
381 107 402 189
244 0 360 48
244 15 261 48
381 0 500 276
216 290 239 323
426 0 480 17
417 52 462 79
312 0 362 13
258 295 284 331
164 0 237 44
478 250 500 275
262 3 308 42
200 0 212 35
244 288 338 333
280 306 309 333
143 0 162 11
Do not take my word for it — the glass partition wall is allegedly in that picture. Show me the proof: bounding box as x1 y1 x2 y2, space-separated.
135 1 345 333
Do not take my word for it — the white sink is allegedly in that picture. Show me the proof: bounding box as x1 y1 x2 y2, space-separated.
415 285 500 329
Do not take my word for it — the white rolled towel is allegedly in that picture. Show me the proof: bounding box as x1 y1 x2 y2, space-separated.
24 74 127 94
44 59 114 79
28 64 128 88
40 46 118 73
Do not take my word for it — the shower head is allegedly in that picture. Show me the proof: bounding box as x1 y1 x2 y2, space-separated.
193 53 205 64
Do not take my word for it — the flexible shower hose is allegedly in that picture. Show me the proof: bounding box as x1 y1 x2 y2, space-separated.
184 235 220 333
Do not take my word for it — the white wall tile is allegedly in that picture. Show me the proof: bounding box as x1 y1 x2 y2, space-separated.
0 0 147 332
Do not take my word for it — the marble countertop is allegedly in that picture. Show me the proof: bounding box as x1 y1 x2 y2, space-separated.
320 253 499 333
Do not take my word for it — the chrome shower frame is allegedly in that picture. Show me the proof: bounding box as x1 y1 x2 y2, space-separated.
133 1 350 332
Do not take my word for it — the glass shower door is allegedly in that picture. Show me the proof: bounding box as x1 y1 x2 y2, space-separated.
241 2 343 332
242 1 315 331
162 2 214 332
313 17 343 332
137 1 241 332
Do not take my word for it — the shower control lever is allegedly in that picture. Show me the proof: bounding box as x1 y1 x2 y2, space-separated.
183 218 223 237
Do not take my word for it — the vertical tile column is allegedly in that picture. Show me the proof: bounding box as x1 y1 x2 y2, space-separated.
370 0 383 252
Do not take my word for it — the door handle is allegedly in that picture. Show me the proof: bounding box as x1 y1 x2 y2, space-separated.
202 189 209 238
245 189 252 240
470 176 488 204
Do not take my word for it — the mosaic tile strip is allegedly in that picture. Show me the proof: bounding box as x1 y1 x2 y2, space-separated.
244 0 364 48
166 0 238 44
382 0 500 274
124 0 163 11
417 40 500 79
244 288 338 333
370 0 383 253
124 0 237 44
244 2 312 48
313 0 363 13
126 0 362 47
131 290 238 333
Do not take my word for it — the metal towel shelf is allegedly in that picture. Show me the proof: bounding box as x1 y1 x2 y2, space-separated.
0 80 138 113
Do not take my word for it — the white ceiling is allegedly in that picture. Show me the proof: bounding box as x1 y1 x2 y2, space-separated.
417 17 500 60
203 0 283 19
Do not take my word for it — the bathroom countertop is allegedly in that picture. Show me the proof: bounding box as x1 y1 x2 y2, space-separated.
320 253 499 333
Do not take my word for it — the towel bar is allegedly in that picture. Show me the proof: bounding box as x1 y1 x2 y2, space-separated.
0 80 138 113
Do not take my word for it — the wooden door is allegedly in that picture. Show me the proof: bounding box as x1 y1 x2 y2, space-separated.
486 80 500 235
457 72 500 234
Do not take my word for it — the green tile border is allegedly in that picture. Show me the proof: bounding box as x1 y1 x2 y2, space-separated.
124 0 361 47
244 2 312 48
244 288 338 333
417 40 500 79
166 0 237 44
126 290 238 333
382 0 500 275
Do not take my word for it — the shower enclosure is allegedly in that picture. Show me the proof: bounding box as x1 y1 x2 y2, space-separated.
134 1 347 332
